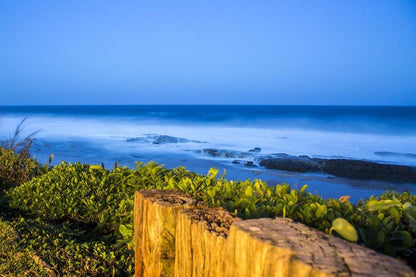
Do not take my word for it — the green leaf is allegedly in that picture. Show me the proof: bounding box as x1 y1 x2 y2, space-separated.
376 231 385 244
245 186 253 198
299 184 308 193
315 204 327 218
119 224 129 237
401 231 413 248
330 218 358 242
389 207 400 224
366 198 401 211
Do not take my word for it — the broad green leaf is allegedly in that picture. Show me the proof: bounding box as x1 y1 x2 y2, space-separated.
401 231 413 248
330 218 358 242
366 198 401 211
245 186 253 198
316 204 327 218
90 165 103 170
389 207 400 224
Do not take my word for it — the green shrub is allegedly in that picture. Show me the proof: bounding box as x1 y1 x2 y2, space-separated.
8 216 133 276
0 218 48 276
0 148 42 189
6 161 416 274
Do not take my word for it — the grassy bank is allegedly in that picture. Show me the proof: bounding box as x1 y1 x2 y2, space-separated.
1 147 415 275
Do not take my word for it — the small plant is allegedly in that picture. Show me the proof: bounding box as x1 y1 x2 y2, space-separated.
2 117 38 158
0 118 42 189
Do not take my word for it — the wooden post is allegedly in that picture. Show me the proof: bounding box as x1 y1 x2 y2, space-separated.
134 190 194 277
134 190 414 277
225 218 414 277
174 204 239 277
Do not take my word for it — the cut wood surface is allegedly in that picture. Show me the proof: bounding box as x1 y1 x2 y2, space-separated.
225 218 414 277
134 189 195 277
175 203 240 277
134 190 414 277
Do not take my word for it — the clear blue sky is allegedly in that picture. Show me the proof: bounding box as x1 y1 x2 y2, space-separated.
0 0 415 105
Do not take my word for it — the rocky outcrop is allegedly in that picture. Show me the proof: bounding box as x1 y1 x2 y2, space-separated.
232 160 257 167
249 147 261 153
258 154 416 183
202 149 253 159
375 151 416 159
127 134 203 144
259 153 321 173
153 135 191 144
316 158 416 183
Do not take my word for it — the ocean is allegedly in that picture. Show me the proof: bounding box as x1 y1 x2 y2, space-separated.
1 105 415 201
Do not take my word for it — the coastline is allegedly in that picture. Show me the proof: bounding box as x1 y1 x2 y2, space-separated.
28 137 416 203
1 105 415 203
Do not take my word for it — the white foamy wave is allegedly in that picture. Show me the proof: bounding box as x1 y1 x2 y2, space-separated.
1 114 416 166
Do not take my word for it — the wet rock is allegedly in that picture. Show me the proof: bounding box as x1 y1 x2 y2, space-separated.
374 151 416 159
248 147 261 153
203 149 252 159
245 161 256 167
126 137 151 142
259 154 321 172
258 153 416 183
314 158 416 183
153 135 190 144
127 134 202 144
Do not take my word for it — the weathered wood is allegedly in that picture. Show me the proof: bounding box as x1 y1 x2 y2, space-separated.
174 204 239 277
134 189 194 277
225 218 414 277
134 190 414 277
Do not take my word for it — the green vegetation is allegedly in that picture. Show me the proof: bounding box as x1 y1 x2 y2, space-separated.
1 149 416 275
0 218 49 276
0 146 42 189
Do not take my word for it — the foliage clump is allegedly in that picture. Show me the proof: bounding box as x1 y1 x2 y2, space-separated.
0 148 42 189
0 118 43 189
5 161 416 274
0 218 49 276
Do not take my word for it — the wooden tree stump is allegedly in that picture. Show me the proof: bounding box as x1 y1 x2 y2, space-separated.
134 190 194 277
134 190 414 277
174 203 240 277
225 218 414 277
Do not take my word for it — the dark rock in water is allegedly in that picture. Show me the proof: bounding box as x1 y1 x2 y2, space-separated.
374 151 416 159
314 158 416 183
126 137 151 142
259 154 321 173
232 159 257 167
249 147 261 153
203 148 252 159
245 161 256 167
258 153 416 183
127 134 203 144
153 135 190 144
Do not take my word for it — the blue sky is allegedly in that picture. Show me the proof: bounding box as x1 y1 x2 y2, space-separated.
0 0 415 105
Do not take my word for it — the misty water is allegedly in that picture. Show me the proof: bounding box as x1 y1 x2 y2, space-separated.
1 105 415 202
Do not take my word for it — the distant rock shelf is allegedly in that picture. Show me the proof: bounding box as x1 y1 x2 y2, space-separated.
374 151 416 159
127 134 204 144
202 147 416 183
259 154 416 183
202 148 253 159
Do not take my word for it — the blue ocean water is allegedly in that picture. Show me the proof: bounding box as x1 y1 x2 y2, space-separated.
1 105 416 134
1 105 415 201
